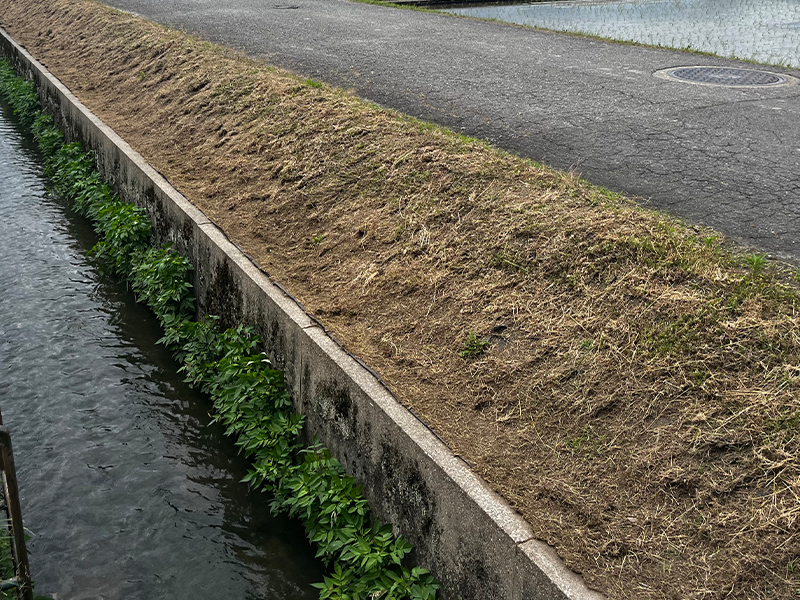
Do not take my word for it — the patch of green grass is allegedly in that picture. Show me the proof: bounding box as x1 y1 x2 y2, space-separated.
766 412 800 445
645 311 706 357
564 426 611 460
689 370 709 387
491 249 529 274
348 0 441 15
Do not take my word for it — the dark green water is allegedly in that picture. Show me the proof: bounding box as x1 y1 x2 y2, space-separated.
0 99 324 599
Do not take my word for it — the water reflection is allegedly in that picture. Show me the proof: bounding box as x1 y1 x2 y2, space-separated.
446 0 800 68
0 98 324 598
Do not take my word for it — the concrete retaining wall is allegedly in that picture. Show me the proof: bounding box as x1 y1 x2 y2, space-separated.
0 27 604 600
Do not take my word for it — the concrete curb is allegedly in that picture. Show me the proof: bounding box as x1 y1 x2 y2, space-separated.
0 26 604 600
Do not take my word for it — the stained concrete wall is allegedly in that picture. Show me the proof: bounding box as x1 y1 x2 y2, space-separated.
0 27 604 600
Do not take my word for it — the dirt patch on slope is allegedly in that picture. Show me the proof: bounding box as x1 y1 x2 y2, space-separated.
1 1 799 597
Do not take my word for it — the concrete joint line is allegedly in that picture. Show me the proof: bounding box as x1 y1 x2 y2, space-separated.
0 25 603 600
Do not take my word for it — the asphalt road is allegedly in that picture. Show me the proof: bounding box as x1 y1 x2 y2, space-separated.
104 0 800 262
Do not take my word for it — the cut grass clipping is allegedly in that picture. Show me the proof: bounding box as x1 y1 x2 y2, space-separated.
0 59 439 600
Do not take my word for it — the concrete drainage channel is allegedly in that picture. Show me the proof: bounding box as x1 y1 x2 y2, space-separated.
0 27 605 600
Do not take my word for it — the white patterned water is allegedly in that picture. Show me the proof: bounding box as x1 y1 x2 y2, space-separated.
445 0 800 68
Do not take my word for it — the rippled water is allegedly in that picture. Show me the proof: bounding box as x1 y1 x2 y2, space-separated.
0 99 324 599
446 0 800 68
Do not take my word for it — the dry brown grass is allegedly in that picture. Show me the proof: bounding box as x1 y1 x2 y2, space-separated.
2 0 799 597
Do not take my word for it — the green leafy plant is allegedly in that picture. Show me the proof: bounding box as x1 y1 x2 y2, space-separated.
0 61 39 127
459 330 490 359
90 199 153 274
745 252 768 276
0 525 14 596
31 113 63 158
130 245 195 323
700 235 717 248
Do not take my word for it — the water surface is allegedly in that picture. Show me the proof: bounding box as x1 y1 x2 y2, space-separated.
0 99 324 599
446 0 800 68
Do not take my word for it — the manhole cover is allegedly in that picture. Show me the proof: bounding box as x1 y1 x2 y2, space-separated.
663 66 788 87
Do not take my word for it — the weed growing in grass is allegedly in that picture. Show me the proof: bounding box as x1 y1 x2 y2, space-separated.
701 235 718 248
564 426 610 460
312 233 327 245
305 78 323 89
689 370 710 387
766 412 800 445
746 252 768 277
459 330 491 359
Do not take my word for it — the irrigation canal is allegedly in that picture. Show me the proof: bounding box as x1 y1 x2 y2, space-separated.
0 100 324 597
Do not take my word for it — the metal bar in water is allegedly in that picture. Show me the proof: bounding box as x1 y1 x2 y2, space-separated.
0 426 33 600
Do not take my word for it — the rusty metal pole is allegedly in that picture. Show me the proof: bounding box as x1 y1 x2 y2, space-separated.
0 407 5 469
0 408 12 586
0 427 33 600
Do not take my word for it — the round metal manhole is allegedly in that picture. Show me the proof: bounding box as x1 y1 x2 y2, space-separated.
656 66 793 87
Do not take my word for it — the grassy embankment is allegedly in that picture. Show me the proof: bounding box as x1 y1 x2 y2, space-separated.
1 0 799 598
